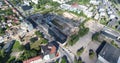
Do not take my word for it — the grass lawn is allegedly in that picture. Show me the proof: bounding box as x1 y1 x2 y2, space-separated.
12 41 23 52
79 0 90 5
100 18 107 25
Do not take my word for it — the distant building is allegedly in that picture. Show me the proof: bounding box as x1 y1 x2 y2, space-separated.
109 14 116 19
90 0 100 5
19 4 33 16
21 21 34 32
94 14 99 20
41 43 59 60
96 43 120 63
0 36 4 43
98 7 106 17
0 2 3 8
53 0 71 4
23 56 43 63
32 0 39 4
101 27 120 40
60 3 93 18
23 0 30 6
3 40 15 53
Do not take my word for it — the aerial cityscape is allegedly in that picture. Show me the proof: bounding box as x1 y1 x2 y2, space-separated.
0 0 120 63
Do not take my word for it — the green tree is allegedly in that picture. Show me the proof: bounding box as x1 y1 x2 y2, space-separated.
77 47 84 56
1 49 5 58
92 32 100 41
0 49 5 63
19 50 37 60
7 56 16 63
61 57 67 63
35 31 43 38
74 57 82 63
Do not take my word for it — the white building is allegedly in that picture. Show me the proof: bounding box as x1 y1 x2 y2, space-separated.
32 0 39 4
60 3 93 18
53 0 71 4
23 0 30 6
110 14 115 19
100 12 106 17
84 10 93 18
90 0 100 5
94 14 99 20
0 36 4 43
0 2 3 8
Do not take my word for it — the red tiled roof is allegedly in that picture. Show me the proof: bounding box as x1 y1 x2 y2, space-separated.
71 3 79 7
50 46 56 54
23 56 42 63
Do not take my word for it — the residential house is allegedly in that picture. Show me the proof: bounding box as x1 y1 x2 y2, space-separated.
96 43 120 63
60 3 93 18
23 43 59 63
41 43 59 60
98 6 106 17
23 56 43 63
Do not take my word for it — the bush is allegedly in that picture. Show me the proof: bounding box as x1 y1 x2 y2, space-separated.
68 34 79 46
19 50 37 60
61 56 67 63
30 37 38 43
0 27 5 36
92 32 100 41
77 47 84 56
78 27 89 37
111 40 119 48
35 31 43 38
7 56 15 63
89 49 95 58
74 57 82 63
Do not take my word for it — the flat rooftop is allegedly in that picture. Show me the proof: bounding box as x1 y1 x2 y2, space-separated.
99 43 120 63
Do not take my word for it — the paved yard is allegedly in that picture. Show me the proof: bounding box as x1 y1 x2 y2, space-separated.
66 20 104 63
81 41 100 63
